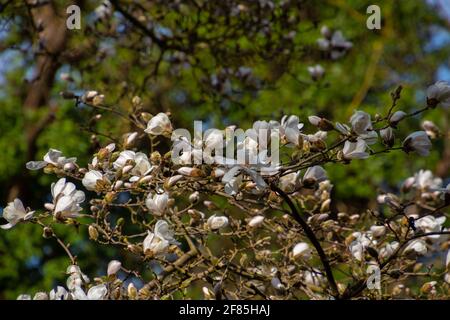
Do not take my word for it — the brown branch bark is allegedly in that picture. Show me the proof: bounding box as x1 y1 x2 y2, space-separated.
8 1 68 201
271 184 340 299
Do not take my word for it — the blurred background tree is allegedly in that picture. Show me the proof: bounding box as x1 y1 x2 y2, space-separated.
0 0 449 298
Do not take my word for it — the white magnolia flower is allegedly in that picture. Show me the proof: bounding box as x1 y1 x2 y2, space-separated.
48 178 85 218
359 130 378 145
342 138 369 160
404 239 427 255
143 220 178 256
304 130 328 143
144 113 173 136
415 215 446 240
349 232 374 261
82 170 103 191
292 242 312 260
73 284 108 300
65 265 90 291
307 64 325 81
426 80 450 107
422 120 440 139
349 240 365 261
280 115 304 146
303 268 325 287
145 192 169 216
380 127 395 147
204 129 224 150
370 225 386 238
67 273 84 291
379 241 399 259
271 277 285 291
113 151 153 181
248 215 265 228
350 111 372 135
412 170 442 191
207 215 229 230
302 165 327 185
335 122 351 135
26 148 77 171
221 165 267 195
50 286 70 300
223 172 242 196
107 260 122 276
317 29 353 59
130 153 153 178
1 199 34 229
113 150 136 169
402 131 432 156
143 231 169 256
95 0 112 20
329 30 353 59
279 171 301 193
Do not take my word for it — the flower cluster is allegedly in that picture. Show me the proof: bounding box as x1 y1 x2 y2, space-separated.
2 81 450 300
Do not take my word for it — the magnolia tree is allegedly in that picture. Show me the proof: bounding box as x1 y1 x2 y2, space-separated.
3 80 450 300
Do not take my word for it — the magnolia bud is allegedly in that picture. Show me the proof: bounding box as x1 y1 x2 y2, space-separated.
127 283 138 299
140 112 152 123
248 215 265 228
420 281 436 294
125 132 138 146
113 180 124 190
389 111 407 127
189 191 200 203
92 94 105 106
202 287 214 300
127 244 142 255
164 175 183 189
44 203 55 211
422 120 439 139
63 162 76 171
188 209 205 221
116 218 125 228
105 192 117 203
177 167 204 177
88 225 99 240
97 148 110 160
43 166 54 174
150 151 161 164
320 199 331 213
308 116 321 126
138 175 152 184
203 200 217 210
132 96 142 107
122 165 134 175
107 260 122 276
